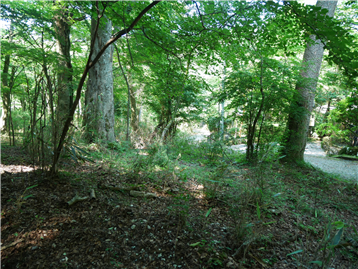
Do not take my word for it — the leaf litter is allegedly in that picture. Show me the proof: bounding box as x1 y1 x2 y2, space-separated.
1 145 358 268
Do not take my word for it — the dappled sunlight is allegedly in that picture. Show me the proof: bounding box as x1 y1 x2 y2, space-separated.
1 0 357 267
0 164 37 174
1 227 60 252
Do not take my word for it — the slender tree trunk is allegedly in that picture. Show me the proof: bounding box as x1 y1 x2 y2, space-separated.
129 81 139 133
220 62 226 141
83 14 115 142
1 22 13 134
2 58 11 135
124 36 139 133
138 106 142 124
114 44 131 141
54 2 73 143
285 0 337 162
323 98 331 120
246 57 265 160
7 66 20 146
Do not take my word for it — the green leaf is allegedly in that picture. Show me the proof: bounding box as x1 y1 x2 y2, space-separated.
205 208 212 218
352 225 358 236
331 228 344 246
309 261 322 265
256 202 261 220
332 221 344 230
287 249 303 256
190 242 201 247
26 185 38 190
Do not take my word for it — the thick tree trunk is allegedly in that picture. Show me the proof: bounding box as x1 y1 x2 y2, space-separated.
285 1 337 162
54 3 73 133
83 15 115 142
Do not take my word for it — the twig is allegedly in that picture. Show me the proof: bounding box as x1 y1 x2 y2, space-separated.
1 239 24 251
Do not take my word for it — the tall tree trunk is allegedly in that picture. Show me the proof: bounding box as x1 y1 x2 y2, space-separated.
54 2 73 139
114 44 131 140
1 22 13 134
129 75 139 133
220 62 226 141
1 56 11 135
83 14 115 143
285 0 337 162
138 106 142 124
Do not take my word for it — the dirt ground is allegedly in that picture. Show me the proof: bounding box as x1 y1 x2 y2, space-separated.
1 145 358 268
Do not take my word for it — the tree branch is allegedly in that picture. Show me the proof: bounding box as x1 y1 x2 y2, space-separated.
88 1 161 69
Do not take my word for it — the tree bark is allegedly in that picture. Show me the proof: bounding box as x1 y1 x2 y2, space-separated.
83 14 115 143
220 62 226 141
129 74 139 133
1 22 13 134
285 0 337 162
54 2 73 135
1 55 11 135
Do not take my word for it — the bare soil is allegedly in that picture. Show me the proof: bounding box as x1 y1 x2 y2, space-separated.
1 144 358 268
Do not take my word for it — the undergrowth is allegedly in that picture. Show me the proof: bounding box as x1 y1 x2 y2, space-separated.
81 133 357 267
3 133 357 268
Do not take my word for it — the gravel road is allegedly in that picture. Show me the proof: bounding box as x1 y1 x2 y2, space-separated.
190 128 357 182
304 142 358 182
228 142 357 182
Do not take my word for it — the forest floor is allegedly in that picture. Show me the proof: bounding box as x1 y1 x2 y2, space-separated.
1 140 358 269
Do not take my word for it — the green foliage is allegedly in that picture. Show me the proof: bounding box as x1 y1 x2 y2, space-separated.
11 109 30 133
107 141 131 153
334 95 358 128
338 146 358 156
316 95 358 145
15 184 37 213
203 161 228 199
220 61 296 160
286 219 352 268
207 115 232 133
167 193 190 227
63 136 93 164
131 154 153 175
131 143 171 176
199 141 225 165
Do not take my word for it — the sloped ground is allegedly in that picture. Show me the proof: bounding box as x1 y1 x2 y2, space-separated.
1 144 358 269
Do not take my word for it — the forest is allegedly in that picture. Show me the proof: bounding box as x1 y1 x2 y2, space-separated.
1 0 358 268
